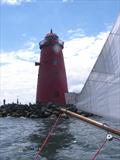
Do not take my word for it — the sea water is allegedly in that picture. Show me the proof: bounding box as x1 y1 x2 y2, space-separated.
0 116 120 160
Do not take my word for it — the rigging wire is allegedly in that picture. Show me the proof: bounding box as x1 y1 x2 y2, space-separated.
113 137 120 141
33 115 61 160
91 138 107 160
91 134 120 160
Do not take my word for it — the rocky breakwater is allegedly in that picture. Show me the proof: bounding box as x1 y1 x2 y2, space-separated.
0 103 53 118
0 103 93 118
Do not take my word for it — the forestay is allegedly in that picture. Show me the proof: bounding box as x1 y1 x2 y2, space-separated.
76 14 120 120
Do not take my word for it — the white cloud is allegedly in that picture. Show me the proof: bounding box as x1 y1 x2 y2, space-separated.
0 50 38 105
67 28 85 39
67 28 84 34
104 23 113 31
1 0 32 5
24 41 36 51
64 31 109 92
0 30 109 105
62 0 74 3
62 0 68 2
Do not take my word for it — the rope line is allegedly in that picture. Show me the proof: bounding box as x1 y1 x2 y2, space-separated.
34 115 61 160
91 138 107 160
91 134 120 160
113 137 120 141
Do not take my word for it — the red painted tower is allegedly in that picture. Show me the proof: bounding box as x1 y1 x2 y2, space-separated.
36 30 68 104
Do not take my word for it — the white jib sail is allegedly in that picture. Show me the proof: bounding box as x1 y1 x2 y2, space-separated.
75 14 120 120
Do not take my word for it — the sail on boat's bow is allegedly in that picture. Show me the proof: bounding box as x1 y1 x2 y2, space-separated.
66 14 120 120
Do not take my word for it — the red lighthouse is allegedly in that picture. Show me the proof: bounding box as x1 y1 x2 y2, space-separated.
36 30 68 104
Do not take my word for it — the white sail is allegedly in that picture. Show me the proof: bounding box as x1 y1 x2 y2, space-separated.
76 14 120 120
66 14 120 120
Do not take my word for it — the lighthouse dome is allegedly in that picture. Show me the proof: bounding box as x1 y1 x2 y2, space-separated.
45 30 59 41
39 30 64 49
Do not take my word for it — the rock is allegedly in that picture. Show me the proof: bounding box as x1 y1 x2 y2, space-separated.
12 112 20 117
1 110 7 117
29 114 39 118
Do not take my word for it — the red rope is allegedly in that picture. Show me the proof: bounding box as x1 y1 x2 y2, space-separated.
34 115 61 160
91 138 107 160
113 137 120 141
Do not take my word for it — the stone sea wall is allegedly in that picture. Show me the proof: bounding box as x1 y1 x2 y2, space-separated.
0 103 53 118
0 103 92 118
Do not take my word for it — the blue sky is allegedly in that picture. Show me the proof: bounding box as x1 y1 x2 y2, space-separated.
0 0 120 104
1 0 120 51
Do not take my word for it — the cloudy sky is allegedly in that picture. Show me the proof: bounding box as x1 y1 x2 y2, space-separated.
0 0 120 105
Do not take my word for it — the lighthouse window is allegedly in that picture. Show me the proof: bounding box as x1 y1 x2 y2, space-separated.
52 60 58 65
53 44 61 53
